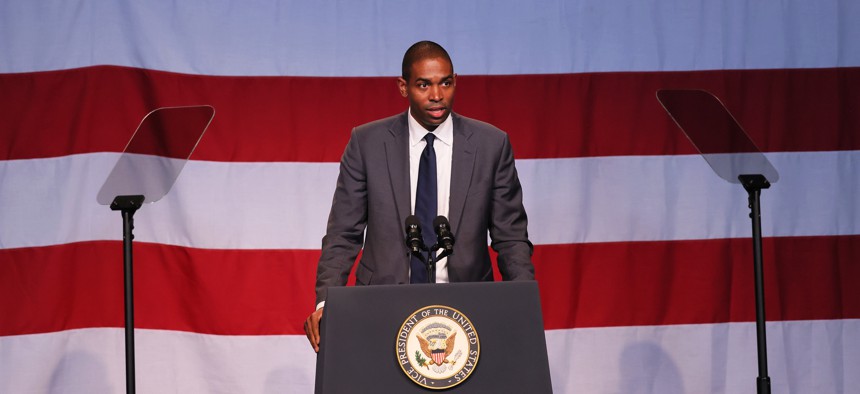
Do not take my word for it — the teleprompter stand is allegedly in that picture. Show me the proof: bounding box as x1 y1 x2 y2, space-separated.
657 90 780 394
97 106 215 394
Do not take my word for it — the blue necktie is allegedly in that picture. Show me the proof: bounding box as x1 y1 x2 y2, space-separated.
411 133 437 283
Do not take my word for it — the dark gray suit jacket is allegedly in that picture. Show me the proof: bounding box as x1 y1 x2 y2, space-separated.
315 111 534 305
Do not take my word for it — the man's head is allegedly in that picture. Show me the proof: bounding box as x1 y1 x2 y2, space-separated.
397 41 456 131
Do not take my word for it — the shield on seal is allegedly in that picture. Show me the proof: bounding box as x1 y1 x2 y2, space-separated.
432 349 445 366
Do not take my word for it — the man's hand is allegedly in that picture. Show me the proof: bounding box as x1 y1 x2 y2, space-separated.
304 307 324 353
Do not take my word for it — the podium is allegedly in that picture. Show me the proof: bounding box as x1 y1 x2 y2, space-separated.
315 281 552 393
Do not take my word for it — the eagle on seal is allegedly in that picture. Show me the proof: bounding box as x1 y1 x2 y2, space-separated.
418 331 457 367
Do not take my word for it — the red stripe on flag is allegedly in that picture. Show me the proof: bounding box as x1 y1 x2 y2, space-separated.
0 242 318 336
2 236 857 337
1 66 859 162
536 235 860 329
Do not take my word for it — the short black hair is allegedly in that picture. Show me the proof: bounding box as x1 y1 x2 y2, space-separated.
401 41 453 80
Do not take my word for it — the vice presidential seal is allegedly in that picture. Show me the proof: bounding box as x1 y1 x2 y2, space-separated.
396 305 480 389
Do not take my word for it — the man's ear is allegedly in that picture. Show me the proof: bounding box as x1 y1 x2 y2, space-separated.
396 77 408 97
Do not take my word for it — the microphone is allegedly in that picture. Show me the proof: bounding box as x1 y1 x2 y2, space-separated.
405 215 425 253
433 216 455 253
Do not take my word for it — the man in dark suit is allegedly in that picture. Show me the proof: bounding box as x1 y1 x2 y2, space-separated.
304 41 534 351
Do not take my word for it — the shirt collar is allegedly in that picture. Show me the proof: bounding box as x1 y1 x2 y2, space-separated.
408 108 453 147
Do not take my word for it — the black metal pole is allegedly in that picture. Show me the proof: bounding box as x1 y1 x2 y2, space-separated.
427 250 436 283
121 208 137 394
111 195 145 394
739 175 771 394
428 243 454 284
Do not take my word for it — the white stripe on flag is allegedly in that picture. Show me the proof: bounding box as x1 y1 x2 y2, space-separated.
545 319 859 393
1 320 856 393
0 328 316 394
1 1 858 76
1 151 858 250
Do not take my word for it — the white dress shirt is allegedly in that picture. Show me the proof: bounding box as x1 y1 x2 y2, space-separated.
408 108 453 283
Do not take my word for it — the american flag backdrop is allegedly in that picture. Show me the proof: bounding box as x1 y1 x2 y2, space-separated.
1 1 858 393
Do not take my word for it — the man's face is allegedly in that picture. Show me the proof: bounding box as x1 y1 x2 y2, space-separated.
397 57 456 131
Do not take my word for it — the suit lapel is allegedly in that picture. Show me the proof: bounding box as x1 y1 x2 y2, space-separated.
385 112 412 228
448 113 476 237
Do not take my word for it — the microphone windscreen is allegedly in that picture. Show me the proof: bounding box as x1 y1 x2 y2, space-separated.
406 215 421 228
433 215 449 229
